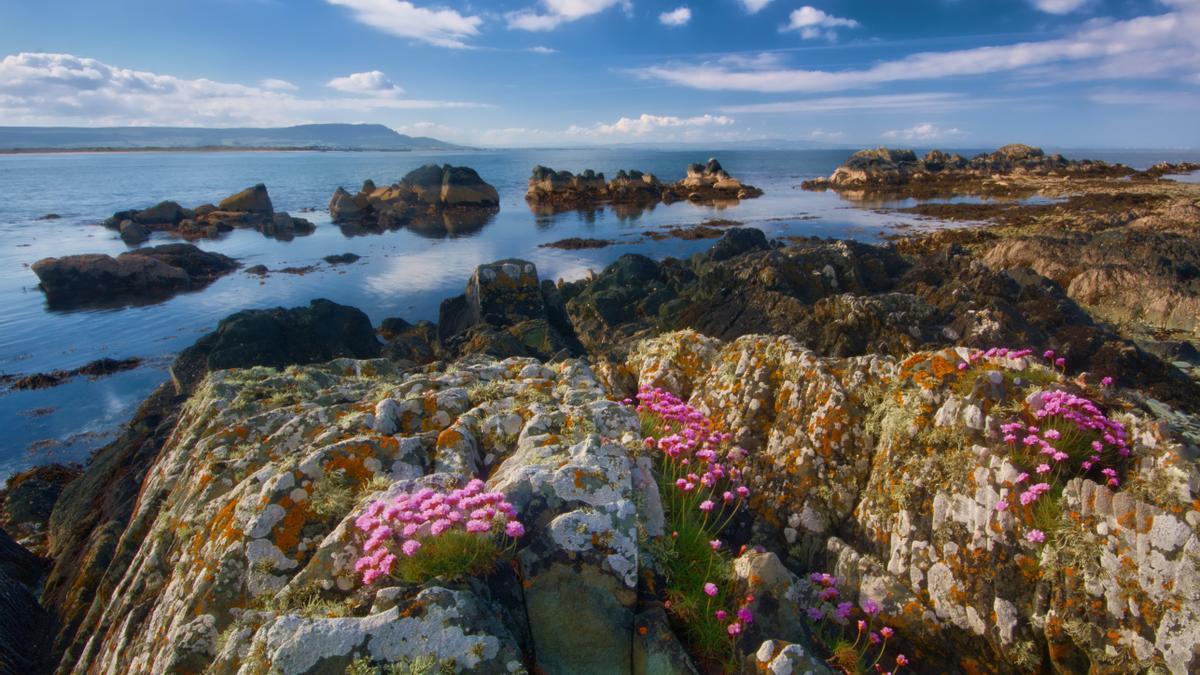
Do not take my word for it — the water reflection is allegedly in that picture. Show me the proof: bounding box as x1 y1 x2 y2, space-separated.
337 207 499 239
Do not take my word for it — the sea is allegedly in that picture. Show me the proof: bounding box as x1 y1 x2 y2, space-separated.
2 147 1198 480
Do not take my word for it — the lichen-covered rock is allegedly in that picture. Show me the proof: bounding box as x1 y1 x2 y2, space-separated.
752 640 832 674
630 331 1200 673
52 350 656 674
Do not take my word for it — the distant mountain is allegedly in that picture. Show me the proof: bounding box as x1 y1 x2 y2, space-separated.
0 124 468 151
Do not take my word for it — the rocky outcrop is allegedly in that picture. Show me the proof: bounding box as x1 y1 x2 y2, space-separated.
1 464 82 555
31 243 238 309
102 184 314 243
46 349 651 674
525 158 763 211
802 145 1133 194
329 165 500 235
41 299 381 670
630 330 1200 673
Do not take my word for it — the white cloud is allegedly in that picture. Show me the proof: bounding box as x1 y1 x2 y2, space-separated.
570 113 734 136
782 6 859 40
808 129 844 140
259 78 298 91
326 70 404 95
0 52 488 127
719 92 972 113
325 0 482 48
527 45 558 54
507 0 629 31
881 122 965 142
635 5 1200 92
739 0 773 13
1030 0 1087 14
660 7 692 26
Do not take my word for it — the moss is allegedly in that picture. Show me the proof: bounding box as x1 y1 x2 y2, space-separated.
309 471 355 520
467 381 509 406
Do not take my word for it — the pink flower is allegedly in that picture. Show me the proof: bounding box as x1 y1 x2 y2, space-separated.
1025 529 1046 543
715 610 727 621
896 655 909 667
699 500 715 512
1036 463 1050 474
958 362 968 371
880 627 894 639
401 539 421 556
704 582 718 597
995 500 1009 512
505 521 525 538
1101 376 1114 387
861 599 880 616
869 632 881 645
709 539 722 551
737 608 753 624
727 622 742 636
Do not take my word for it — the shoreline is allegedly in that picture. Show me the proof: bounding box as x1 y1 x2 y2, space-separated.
0 146 468 156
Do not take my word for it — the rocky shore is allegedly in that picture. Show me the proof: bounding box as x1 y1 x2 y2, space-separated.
525 158 763 211
102 184 315 244
4 147 1200 674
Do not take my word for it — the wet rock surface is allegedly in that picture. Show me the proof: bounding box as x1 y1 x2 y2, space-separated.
101 184 314 243
31 243 238 309
525 158 764 212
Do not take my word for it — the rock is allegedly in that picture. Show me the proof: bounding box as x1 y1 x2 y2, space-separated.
36 213 61 221
440 165 501 206
525 159 763 210
172 298 381 376
245 264 269 276
328 165 500 233
633 605 700 675
323 253 361 266
118 219 150 244
804 144 1132 193
704 227 770 262
753 640 832 674
629 331 1200 673
467 259 545 326
2 464 81 554
132 200 187 225
218 183 273 215
31 243 238 308
1 530 50 674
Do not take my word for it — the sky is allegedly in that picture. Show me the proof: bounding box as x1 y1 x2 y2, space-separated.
0 0 1197 148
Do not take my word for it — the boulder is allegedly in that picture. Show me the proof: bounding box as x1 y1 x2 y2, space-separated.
118 219 150 245
172 298 381 376
32 253 188 304
441 165 500 206
132 200 187 225
466 259 545 326
217 183 274 215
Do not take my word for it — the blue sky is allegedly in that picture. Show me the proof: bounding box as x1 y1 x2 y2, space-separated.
0 0 1197 147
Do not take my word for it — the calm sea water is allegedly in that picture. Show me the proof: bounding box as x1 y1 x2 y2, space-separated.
1 147 1196 479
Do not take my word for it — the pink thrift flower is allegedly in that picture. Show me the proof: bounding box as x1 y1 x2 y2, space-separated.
715 610 727 621
1036 463 1051 474
727 622 742 636
880 627 894 639
709 539 722 551
699 500 715 512
505 521 525 538
704 582 718 597
401 539 421 556
737 608 753 624
1025 529 1046 543
995 500 1009 511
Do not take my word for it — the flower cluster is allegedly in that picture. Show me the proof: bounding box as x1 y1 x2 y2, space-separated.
634 385 751 517
630 385 756 670
805 573 910 674
353 479 524 585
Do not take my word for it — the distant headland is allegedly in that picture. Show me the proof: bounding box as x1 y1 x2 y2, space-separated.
0 123 469 153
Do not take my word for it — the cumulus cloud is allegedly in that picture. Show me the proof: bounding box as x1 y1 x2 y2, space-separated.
0 52 487 127
259 78 298 91
739 0 773 13
781 6 860 40
635 4 1200 92
572 113 734 136
325 0 482 48
660 7 692 26
881 123 965 142
507 0 629 31
326 70 404 95
1030 0 1087 14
